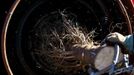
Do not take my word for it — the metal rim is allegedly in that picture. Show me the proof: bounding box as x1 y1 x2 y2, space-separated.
1 0 20 75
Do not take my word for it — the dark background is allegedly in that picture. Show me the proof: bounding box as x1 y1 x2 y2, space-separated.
0 0 134 75
0 0 14 75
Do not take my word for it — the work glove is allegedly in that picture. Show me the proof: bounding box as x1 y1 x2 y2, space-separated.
102 32 132 54
102 32 126 45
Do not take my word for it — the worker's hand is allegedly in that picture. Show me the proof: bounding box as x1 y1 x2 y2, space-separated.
103 32 126 44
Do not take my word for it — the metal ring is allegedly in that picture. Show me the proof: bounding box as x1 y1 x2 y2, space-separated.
1 0 20 75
